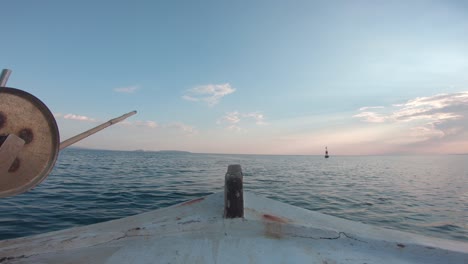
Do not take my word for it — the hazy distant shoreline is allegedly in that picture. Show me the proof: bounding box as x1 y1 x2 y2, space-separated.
68 147 191 154
66 146 467 156
132 150 191 154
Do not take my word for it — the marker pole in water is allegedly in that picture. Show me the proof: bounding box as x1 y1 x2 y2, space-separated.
59 110 137 150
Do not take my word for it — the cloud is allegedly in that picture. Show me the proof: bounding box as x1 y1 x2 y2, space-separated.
166 122 197 134
354 91 468 145
114 86 139 93
217 112 243 132
218 111 241 124
120 119 196 134
226 125 245 132
218 111 267 131
409 124 444 140
134 120 158 128
55 113 97 122
353 111 387 123
118 120 158 128
358 106 384 111
244 112 267 125
182 83 235 106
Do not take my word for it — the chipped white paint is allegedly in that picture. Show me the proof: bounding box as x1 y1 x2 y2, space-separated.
0 192 467 263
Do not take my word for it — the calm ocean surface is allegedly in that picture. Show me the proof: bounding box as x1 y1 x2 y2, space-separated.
0 149 467 242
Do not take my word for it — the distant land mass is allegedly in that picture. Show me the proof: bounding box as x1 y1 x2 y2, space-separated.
67 147 191 154
133 150 191 154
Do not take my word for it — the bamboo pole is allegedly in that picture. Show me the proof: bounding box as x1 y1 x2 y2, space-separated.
59 111 137 150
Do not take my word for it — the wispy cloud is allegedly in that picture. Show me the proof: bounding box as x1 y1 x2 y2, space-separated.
244 112 267 125
134 120 158 128
55 113 97 122
218 111 267 131
166 122 197 134
218 111 243 132
353 111 387 123
114 85 139 94
219 111 241 124
182 83 235 106
354 91 468 145
358 106 384 111
118 119 158 129
120 120 196 134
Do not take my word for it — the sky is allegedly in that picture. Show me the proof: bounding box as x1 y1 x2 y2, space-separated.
2 0 468 155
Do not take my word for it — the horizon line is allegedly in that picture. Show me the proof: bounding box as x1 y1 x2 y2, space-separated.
65 147 467 156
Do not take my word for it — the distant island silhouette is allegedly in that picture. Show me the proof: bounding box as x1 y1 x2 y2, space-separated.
67 147 191 154
133 150 191 154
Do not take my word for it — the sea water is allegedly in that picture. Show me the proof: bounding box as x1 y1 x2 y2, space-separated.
0 148 466 242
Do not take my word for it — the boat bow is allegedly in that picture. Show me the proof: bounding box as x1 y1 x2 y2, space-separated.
0 191 467 264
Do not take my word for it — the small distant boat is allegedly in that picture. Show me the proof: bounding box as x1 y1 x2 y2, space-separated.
325 146 329 158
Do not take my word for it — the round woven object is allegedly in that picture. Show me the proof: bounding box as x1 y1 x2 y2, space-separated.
0 87 59 198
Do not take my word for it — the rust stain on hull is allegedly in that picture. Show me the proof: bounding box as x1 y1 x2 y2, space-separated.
262 214 290 239
265 222 283 239
262 214 289 224
179 197 205 207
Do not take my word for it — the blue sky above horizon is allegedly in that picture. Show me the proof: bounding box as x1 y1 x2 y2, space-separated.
2 0 468 155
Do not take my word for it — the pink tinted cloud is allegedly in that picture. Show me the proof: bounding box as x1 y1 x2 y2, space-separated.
218 111 267 131
354 91 468 151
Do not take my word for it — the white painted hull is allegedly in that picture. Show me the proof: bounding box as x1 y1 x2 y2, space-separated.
1 192 467 263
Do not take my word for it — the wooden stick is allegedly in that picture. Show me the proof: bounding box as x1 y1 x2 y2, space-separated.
0 134 25 174
59 111 137 150
0 69 12 87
